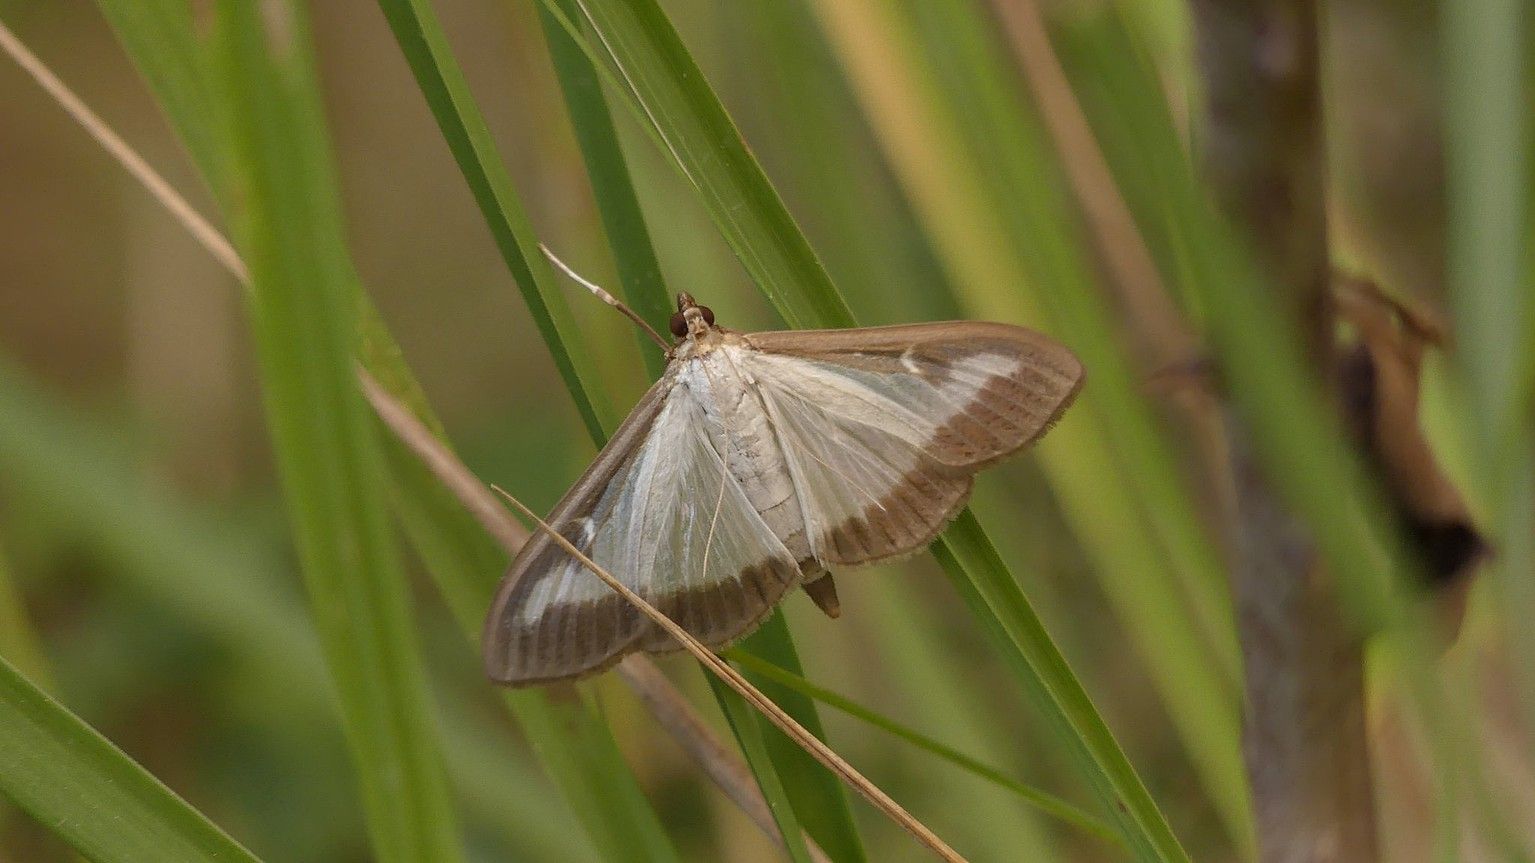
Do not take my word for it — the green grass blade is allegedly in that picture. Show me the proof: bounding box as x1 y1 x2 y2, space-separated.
707 677 815 863
541 0 672 377
1444 0 1535 797
0 541 51 692
853 577 1063 861
545 0 855 330
936 515 1187 862
734 615 867 862
725 651 1123 848
211 5 462 861
0 655 262 863
727 1 955 325
92 0 231 203
372 0 615 440
1444 0 1529 464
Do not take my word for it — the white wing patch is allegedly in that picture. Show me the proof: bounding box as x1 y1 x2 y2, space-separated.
745 348 1021 455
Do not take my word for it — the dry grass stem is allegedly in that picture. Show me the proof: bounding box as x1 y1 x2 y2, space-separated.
615 657 834 863
989 0 1196 367
0 19 247 284
1190 2 1377 859
358 369 532 552
493 485 968 863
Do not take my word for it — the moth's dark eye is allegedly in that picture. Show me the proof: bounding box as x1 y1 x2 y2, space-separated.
700 306 715 325
669 312 688 338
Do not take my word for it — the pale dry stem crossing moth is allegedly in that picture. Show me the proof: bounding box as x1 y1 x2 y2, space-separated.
484 269 1084 686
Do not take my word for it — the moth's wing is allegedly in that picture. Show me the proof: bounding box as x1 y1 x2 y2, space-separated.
483 375 800 686
741 322 1082 566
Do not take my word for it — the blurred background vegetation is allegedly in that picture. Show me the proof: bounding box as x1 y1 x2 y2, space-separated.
0 0 1529 861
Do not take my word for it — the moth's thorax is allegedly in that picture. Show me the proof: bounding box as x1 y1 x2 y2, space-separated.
669 325 744 362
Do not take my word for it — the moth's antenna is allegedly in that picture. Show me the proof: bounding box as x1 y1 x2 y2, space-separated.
539 244 671 351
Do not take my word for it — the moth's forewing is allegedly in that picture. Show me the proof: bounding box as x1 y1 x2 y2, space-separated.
482 368 799 686
482 374 669 685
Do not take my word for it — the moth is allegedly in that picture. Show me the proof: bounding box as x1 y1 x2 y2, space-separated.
484 288 1083 686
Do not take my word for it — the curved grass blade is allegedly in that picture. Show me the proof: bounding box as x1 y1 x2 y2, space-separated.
0 541 50 692
0 353 607 860
547 0 855 330
734 615 864 862
211 6 463 861
1444 0 1535 744
92 0 231 203
854 577 1062 861
935 515 1186 862
0 655 262 863
535 1 1189 858
725 651 1123 849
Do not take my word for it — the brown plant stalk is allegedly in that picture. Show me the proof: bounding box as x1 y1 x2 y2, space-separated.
1189 2 1377 861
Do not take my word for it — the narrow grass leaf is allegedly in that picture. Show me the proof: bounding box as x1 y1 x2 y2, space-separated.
543 0 855 330
1443 0 1535 807
541 0 672 377
372 0 615 440
725 651 1123 848
735 614 865 862
0 655 262 863
935 515 1187 862
707 677 816 863
92 0 231 201
211 5 463 861
0 541 51 692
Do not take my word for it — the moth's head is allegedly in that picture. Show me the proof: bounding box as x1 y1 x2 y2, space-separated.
669 292 716 340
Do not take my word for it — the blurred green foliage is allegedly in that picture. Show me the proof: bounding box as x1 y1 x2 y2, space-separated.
0 0 1529 861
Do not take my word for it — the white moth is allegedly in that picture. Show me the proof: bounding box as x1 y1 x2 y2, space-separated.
484 288 1083 686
